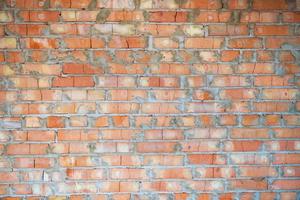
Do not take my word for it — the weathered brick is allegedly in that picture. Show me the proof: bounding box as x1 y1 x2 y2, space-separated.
1 0 300 197
0 38 17 48
181 0 222 9
0 11 13 22
228 38 263 49
185 38 224 49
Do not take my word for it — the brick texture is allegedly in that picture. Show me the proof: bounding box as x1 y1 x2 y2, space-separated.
0 0 300 199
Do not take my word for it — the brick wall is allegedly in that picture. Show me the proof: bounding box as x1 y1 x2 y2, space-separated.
0 0 300 199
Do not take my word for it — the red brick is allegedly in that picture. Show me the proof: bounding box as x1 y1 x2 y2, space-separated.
52 76 74 87
255 25 290 36
224 141 261 151
28 130 55 141
7 144 30 155
0 172 18 182
34 158 53 168
283 12 300 22
227 0 248 9
252 0 288 10
107 11 144 22
50 0 71 8
108 36 146 48
265 37 300 48
14 0 48 8
27 24 47 35
149 11 188 22
6 24 27 35
27 11 60 22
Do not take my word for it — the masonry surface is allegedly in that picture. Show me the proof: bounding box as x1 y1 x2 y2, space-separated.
0 0 300 199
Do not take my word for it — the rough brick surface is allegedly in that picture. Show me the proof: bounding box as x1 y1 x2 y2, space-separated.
0 0 300 199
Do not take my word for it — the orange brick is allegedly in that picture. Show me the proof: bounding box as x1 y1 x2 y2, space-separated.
242 115 260 126
265 115 281 126
112 116 129 127
64 38 91 49
95 116 109 127
47 116 65 128
7 144 30 155
22 38 58 49
91 38 105 48
74 76 95 87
